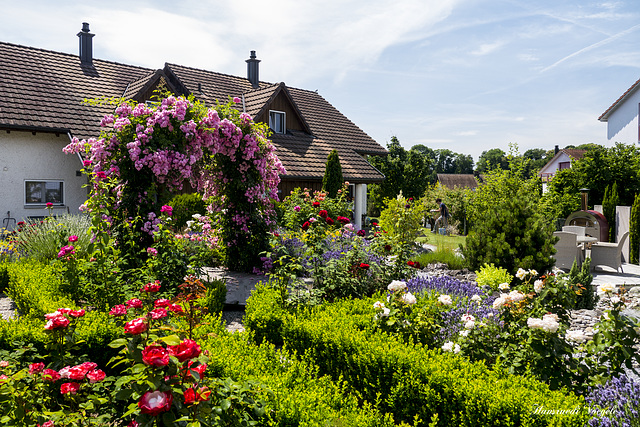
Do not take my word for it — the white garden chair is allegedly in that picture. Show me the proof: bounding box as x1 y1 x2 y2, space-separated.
553 231 583 271
589 231 629 273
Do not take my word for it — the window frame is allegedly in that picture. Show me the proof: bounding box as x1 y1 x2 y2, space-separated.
24 180 65 207
269 110 286 134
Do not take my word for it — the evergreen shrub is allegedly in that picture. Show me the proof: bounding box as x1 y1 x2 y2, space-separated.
245 287 588 426
167 192 207 229
475 263 514 291
322 149 344 198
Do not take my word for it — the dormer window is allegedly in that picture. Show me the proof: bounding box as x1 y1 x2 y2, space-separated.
269 110 286 134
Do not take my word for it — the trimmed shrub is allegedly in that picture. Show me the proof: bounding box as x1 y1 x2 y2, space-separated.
475 263 514 291
322 149 344 198
631 193 640 264
202 278 227 314
245 286 589 426
167 192 207 229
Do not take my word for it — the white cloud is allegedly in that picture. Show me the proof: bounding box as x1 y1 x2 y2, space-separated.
471 41 505 56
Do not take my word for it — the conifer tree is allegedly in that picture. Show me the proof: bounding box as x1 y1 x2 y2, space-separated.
322 149 343 198
631 193 640 264
603 182 619 242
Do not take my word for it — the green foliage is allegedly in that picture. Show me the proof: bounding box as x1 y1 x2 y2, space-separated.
168 192 207 229
463 157 556 275
245 287 589 426
475 263 514 291
201 278 227 314
0 261 9 293
5 259 76 318
631 193 640 264
476 148 508 173
602 182 619 242
322 149 344 198
539 175 581 222
567 258 595 309
422 184 472 235
278 184 351 230
9 214 91 262
411 248 466 270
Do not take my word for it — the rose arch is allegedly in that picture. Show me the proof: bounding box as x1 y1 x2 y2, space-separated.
64 95 285 272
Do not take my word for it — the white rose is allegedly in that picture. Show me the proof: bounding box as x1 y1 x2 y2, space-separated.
388 280 407 292
597 283 617 296
529 269 538 277
464 320 475 330
380 307 390 317
461 314 475 323
543 313 559 323
516 268 527 280
373 301 385 309
498 283 510 291
401 292 417 305
453 344 461 354
610 296 622 305
459 330 470 337
534 280 544 293
527 317 544 329
438 295 453 306
471 295 482 303
493 296 506 310
192 214 202 220
541 319 559 333
442 341 454 352
507 290 526 303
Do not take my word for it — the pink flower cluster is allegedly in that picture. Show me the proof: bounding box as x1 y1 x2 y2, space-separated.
22 360 105 397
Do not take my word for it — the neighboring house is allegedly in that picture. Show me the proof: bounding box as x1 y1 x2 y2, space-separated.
436 174 478 191
538 146 586 193
0 24 386 229
598 77 640 144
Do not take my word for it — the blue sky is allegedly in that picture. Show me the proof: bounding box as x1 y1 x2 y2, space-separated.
1 0 639 163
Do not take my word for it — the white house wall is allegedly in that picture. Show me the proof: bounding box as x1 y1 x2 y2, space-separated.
605 89 640 144
0 130 86 228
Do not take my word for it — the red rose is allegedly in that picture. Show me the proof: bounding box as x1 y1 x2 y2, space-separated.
109 304 127 316
301 221 310 231
167 339 201 362
184 386 210 404
357 230 366 237
154 299 171 308
372 222 378 227
325 217 335 225
312 201 320 207
29 362 45 374
78 362 97 374
318 210 328 218
142 345 170 367
184 387 197 405
142 281 161 292
60 382 80 395
384 244 391 251
86 369 106 383
413 261 421 269
359 263 370 270
39 421 55 427
186 360 207 379
148 308 168 319
138 390 173 416
124 317 148 335
69 309 85 318
407 261 415 267
167 304 183 314
128 421 140 427
65 366 87 381
42 368 61 382
126 298 143 309
337 216 350 224
44 315 70 330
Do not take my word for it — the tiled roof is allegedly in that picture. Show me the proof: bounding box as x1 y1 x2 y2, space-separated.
436 174 478 190
0 41 386 182
598 77 640 122
0 41 153 139
562 149 586 160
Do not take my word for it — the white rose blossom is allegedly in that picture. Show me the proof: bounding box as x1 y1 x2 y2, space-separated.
516 268 527 280
461 314 475 323
380 307 390 317
401 292 417 305
534 280 544 294
459 330 470 337
529 269 538 277
438 294 453 306
565 329 587 344
464 320 475 330
498 283 510 291
453 344 461 354
442 341 454 352
388 280 407 292
597 283 617 296
373 301 385 309
492 296 507 310
471 295 482 303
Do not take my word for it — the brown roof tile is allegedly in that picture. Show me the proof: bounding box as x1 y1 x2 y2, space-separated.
437 174 478 190
0 42 386 182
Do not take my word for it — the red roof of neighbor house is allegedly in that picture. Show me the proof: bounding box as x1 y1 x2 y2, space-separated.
0 41 386 183
598 77 640 122
436 174 478 190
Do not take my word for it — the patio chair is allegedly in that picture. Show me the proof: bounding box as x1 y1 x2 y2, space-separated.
589 231 629 273
553 231 583 271
562 225 586 237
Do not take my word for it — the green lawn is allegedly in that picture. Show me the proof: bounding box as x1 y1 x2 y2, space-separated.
416 228 466 251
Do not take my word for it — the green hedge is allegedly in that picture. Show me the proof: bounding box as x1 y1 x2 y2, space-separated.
198 329 403 426
5 259 76 318
245 285 589 427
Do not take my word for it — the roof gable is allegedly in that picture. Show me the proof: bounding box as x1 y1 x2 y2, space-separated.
538 149 586 175
599 77 640 122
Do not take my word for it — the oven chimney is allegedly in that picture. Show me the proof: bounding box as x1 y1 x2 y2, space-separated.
580 188 589 211
77 22 94 65
554 145 559 154
246 50 260 89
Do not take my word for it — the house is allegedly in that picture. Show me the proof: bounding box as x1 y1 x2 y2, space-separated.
0 23 386 229
436 174 478 191
598 77 640 144
538 146 586 193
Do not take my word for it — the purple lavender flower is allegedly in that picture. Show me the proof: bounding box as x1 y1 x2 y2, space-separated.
586 375 640 426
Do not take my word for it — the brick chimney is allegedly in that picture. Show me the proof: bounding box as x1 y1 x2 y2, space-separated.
246 50 260 89
77 22 94 65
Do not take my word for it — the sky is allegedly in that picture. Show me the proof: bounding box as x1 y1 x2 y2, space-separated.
1 0 640 164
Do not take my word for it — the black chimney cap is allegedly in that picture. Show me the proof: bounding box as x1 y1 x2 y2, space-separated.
81 22 91 32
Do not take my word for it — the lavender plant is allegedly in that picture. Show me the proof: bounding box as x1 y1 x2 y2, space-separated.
585 375 640 427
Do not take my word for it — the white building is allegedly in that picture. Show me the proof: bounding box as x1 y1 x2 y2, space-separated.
599 77 640 144
538 147 586 193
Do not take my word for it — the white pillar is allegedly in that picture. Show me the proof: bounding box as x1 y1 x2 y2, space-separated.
354 183 366 230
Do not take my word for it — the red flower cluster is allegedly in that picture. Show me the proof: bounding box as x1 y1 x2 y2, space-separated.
126 298 143 309
29 362 45 374
357 230 366 237
168 339 201 362
312 201 320 207
359 263 370 270
318 210 328 218
124 317 148 335
325 217 335 225
407 261 422 269
142 280 161 292
302 221 310 231
44 309 71 330
336 216 350 224
184 386 211 405
142 345 170 367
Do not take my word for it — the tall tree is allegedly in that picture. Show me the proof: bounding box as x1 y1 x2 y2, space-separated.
476 148 508 173
322 149 343 198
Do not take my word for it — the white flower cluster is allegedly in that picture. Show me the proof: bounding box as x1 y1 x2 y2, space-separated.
492 290 527 310
527 313 560 333
516 268 537 280
534 280 544 294
438 294 453 306
442 341 461 354
471 295 482 303
388 280 407 292
401 292 417 305
461 314 476 330
373 301 390 317
498 282 510 291
596 283 617 297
